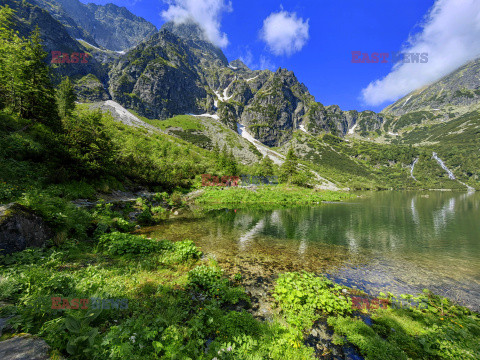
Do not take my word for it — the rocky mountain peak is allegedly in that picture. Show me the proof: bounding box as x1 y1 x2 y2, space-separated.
161 20 208 42
229 59 251 71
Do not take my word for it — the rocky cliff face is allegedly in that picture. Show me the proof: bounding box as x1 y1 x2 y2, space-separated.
382 57 480 117
5 0 107 83
108 21 386 146
10 1 385 147
34 0 158 51
239 68 314 146
33 0 99 47
108 30 209 119
0 203 52 255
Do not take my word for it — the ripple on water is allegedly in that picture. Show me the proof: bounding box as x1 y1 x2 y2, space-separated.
141 191 480 312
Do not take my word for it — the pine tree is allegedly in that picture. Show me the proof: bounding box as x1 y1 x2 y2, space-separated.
22 27 59 128
218 144 229 170
280 147 298 183
0 10 59 129
259 155 274 177
0 6 27 112
56 77 77 118
225 149 238 175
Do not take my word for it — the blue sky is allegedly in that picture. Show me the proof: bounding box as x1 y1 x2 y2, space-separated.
80 0 480 112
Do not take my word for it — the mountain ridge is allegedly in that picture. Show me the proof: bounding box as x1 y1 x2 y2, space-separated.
3 0 479 190
33 0 157 51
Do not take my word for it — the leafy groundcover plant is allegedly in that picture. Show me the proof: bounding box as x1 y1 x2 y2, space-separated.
0 234 316 359
273 271 480 360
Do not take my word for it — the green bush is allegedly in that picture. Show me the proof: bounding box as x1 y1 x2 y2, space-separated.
160 240 202 263
20 190 92 238
217 311 260 339
273 272 351 329
98 232 161 255
137 208 154 225
188 265 248 306
112 218 135 232
328 316 407 360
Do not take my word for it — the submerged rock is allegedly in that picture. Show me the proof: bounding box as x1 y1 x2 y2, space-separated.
0 335 50 360
0 203 52 255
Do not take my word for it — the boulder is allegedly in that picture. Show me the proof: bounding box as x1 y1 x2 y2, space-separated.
0 335 50 360
0 203 52 255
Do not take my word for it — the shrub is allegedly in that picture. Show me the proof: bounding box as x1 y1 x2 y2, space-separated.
188 265 248 305
20 190 92 238
328 316 407 360
112 218 135 232
273 272 351 329
98 232 161 255
159 240 202 265
137 208 154 225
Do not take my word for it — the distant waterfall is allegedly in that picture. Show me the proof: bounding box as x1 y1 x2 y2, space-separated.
410 158 418 181
431 152 475 191
432 152 456 180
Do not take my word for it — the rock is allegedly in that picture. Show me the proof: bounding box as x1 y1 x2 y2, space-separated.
128 211 141 221
108 29 210 120
0 318 10 337
74 74 110 102
0 335 50 360
0 203 52 255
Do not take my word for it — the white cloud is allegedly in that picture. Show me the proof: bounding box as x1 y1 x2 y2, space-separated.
259 55 276 71
162 0 232 47
239 49 254 68
239 49 276 71
362 0 480 106
260 10 309 56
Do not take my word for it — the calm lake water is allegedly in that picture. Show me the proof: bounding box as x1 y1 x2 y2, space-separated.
142 191 480 311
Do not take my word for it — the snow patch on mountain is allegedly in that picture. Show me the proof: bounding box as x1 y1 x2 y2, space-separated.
348 123 358 135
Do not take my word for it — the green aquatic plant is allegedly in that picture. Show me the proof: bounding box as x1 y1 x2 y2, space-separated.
97 232 161 255
273 272 352 330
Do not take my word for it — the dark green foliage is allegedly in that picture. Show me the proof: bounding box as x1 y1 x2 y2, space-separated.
188 265 248 306
0 10 59 129
20 190 92 237
62 110 116 178
218 144 238 175
56 77 77 118
289 170 313 188
273 272 352 329
259 155 274 176
393 111 434 132
21 28 59 128
280 147 299 183
327 316 407 360
97 232 161 255
170 129 213 149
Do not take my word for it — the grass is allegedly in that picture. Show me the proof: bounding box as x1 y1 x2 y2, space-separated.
143 114 205 131
0 236 316 360
273 272 480 360
195 185 354 206
292 129 480 190
2 243 479 360
396 110 480 189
